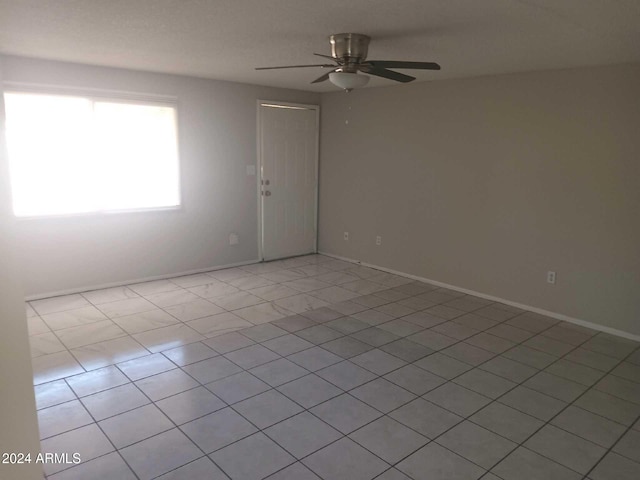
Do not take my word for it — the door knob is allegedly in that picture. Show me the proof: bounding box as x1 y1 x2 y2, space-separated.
264 190 271 196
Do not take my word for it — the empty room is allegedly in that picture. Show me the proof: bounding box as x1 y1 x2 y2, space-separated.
1 1 639 480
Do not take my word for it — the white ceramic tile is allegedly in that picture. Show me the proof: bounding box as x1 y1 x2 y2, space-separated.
56 320 127 349
259 268 305 282
134 368 199 401
117 353 176 381
228 275 275 290
309 286 360 303
81 286 139 305
345 265 381 279
99 404 174 448
97 297 157 319
40 424 114 476
275 294 330 314
315 271 359 285
188 281 240 299
163 299 225 321
119 429 201 480
81 383 150 421
213 291 265 310
342 279 388 295
37 400 93 439
265 411 342 459
187 312 253 337
369 273 414 287
128 279 181 296
27 316 51 335
34 379 77 410
282 278 332 293
25 302 38 318
170 273 220 288
71 336 149 371
397 442 484 480
233 302 294 324
113 309 180 334
144 289 201 308
32 351 85 385
66 365 129 397
132 323 205 352
303 437 389 480
296 264 332 276
155 387 227 425
30 332 66 358
208 267 254 281
350 416 428 464
47 451 135 479
41 306 108 331
31 294 90 315
161 342 218 367
154 457 227 480
248 284 299 301
210 432 295 479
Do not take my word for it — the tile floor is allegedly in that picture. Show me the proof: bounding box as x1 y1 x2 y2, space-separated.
26 254 640 479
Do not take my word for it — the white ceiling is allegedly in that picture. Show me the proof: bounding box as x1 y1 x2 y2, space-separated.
1 0 638 92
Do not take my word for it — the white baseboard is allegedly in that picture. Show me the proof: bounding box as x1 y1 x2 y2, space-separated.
319 251 640 342
25 258 261 301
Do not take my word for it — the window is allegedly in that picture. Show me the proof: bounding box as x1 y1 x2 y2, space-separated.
4 91 180 217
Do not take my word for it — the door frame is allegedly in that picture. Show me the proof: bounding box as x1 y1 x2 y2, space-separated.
256 100 320 261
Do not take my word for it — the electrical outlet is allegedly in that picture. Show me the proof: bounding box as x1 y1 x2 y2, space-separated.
547 271 556 284
344 232 349 241
229 233 239 246
376 236 382 246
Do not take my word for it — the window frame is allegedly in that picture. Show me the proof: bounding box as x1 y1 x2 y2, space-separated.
3 84 183 220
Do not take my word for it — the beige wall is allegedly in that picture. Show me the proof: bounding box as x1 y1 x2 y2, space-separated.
0 60 42 480
1 55 319 297
318 63 640 336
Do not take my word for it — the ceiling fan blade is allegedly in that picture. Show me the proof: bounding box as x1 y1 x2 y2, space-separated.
366 61 441 71
311 69 336 83
359 66 416 83
255 64 335 70
314 53 338 61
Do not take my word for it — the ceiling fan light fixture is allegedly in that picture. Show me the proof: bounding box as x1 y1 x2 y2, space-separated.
329 71 369 91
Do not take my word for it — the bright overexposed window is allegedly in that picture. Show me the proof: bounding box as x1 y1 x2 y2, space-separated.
4 92 180 217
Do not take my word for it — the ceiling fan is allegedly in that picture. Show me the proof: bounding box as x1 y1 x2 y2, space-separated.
256 33 441 91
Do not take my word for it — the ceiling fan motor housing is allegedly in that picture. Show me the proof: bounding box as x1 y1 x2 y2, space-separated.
330 33 370 69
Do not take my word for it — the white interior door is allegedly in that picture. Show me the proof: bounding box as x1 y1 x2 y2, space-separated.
259 103 319 261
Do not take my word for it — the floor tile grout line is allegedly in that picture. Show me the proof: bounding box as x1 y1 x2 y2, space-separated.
29 255 640 478
32 321 90 375
138 329 430 475
346 312 636 478
29 278 531 368
577 345 640 478
37 330 633 476
581 413 640 479
359 308 586 476
33 304 624 420
413 369 576 475
43 368 638 479
53 377 144 480
105 360 223 478
33 300 633 413
177 314 516 476
146 454 223 480
32 260 450 338
467 340 640 479
423 317 640 409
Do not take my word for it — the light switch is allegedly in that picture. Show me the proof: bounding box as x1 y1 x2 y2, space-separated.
246 165 256 176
